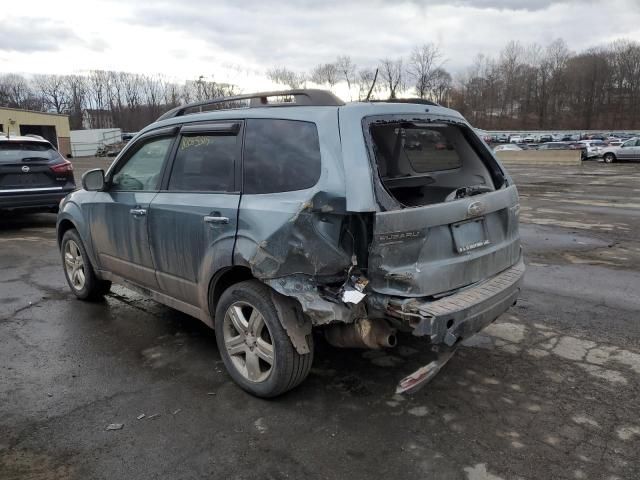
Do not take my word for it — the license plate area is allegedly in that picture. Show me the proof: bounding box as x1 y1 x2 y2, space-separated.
451 217 490 254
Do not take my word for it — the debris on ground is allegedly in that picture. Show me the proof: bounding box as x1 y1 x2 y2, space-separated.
172 409 181 415
137 413 145 420
147 414 161 420
105 423 123 431
207 392 216 396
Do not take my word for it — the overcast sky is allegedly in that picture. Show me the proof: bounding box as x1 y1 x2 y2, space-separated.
1 0 639 91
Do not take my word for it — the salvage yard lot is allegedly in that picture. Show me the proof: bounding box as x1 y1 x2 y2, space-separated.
1 159 639 479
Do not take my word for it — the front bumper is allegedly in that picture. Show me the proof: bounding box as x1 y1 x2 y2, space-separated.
387 256 525 346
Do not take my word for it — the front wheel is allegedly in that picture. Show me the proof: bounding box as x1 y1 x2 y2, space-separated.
215 280 313 398
603 153 616 163
61 229 111 300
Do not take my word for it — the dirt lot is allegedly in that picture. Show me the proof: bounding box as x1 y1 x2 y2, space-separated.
1 159 639 480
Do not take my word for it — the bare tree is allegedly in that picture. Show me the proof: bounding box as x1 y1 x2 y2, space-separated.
267 67 306 89
379 58 404 99
335 55 356 99
310 63 339 89
0 74 40 110
65 75 87 130
407 44 443 99
34 74 70 114
430 68 452 105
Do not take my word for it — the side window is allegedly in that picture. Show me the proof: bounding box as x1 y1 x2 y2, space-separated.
168 134 237 192
243 119 321 194
111 136 173 191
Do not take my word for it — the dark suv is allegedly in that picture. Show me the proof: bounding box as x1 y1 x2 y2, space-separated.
57 90 524 397
1 134 75 212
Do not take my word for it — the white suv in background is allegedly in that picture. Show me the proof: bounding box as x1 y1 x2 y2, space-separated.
578 140 607 159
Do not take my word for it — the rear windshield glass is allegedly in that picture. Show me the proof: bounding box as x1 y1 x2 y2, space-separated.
0 141 58 163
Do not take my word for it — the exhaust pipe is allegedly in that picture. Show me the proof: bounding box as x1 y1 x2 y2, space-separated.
325 318 397 349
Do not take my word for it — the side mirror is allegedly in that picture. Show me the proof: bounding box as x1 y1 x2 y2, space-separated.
82 169 105 191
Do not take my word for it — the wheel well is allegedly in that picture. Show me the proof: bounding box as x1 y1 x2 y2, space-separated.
57 219 76 246
209 266 254 315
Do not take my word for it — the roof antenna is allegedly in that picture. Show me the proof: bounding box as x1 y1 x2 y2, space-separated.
365 68 379 101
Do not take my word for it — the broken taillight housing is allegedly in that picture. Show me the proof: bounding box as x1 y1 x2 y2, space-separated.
50 160 74 174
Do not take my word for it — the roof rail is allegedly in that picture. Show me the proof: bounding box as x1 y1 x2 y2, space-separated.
157 89 345 122
369 98 440 107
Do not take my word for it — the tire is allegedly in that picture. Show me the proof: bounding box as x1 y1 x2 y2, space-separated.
61 229 111 300
214 280 313 398
603 153 616 163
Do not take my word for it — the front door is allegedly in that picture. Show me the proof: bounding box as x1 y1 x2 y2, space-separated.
148 122 242 307
617 139 638 160
89 132 176 288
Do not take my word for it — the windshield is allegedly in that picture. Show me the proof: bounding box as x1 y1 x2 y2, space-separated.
0 141 59 163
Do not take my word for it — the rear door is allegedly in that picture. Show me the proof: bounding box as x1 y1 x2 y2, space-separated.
147 122 242 307
89 129 176 288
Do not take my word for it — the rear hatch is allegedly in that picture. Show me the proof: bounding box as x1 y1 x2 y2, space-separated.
363 115 521 297
0 140 74 193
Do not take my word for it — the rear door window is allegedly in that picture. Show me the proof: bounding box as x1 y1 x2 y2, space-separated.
168 133 237 192
243 119 321 194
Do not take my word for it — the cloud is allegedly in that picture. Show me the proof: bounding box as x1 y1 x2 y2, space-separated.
0 17 79 53
123 0 638 73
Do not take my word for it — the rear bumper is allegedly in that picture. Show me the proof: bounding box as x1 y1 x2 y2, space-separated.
0 189 73 210
387 256 525 346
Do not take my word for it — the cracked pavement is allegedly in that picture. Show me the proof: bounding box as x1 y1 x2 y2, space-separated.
1 160 639 479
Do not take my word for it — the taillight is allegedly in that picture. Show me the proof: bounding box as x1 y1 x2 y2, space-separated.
51 160 73 174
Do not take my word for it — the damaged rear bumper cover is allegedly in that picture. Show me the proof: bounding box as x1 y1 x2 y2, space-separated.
388 256 525 346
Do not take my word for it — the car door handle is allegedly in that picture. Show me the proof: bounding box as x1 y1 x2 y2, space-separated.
204 215 229 225
130 208 147 217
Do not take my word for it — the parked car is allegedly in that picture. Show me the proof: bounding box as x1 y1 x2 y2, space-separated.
577 140 606 159
57 89 524 397
599 138 640 163
522 135 535 143
494 144 523 152
537 142 571 150
0 134 75 212
539 134 553 143
509 135 522 143
496 134 509 143
567 142 588 160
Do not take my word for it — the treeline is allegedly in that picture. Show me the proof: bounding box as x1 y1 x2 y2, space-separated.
2 38 640 131
0 72 236 130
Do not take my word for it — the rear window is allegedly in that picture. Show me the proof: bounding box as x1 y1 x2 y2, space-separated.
0 141 59 163
243 119 321 194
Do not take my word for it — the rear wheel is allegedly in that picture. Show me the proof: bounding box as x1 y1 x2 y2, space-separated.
61 229 111 300
603 153 616 163
215 280 313 397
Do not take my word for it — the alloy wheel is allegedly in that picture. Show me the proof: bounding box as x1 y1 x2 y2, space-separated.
223 301 274 383
64 240 86 291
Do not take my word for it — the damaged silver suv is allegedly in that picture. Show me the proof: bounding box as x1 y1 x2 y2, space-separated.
57 90 524 397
